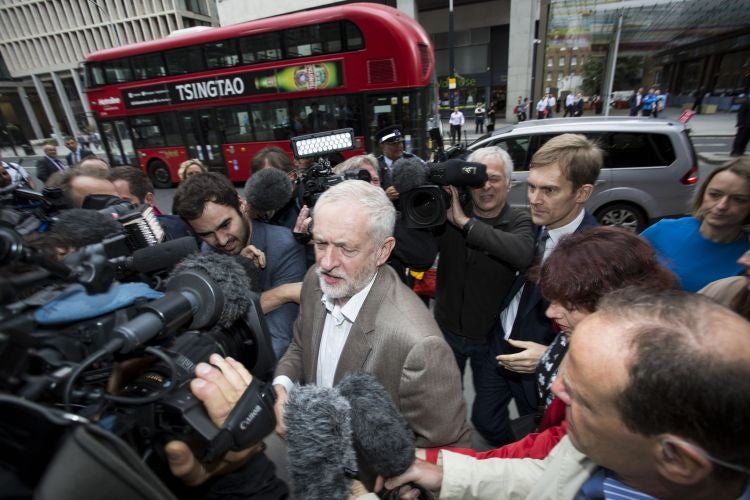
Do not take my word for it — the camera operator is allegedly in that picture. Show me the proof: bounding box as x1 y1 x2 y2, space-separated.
172 173 306 358
108 166 196 241
432 146 535 447
163 354 288 498
54 167 119 209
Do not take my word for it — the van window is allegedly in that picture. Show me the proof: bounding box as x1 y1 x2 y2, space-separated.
604 133 676 168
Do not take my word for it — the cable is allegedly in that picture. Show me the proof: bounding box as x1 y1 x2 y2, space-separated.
62 338 123 412
103 346 177 405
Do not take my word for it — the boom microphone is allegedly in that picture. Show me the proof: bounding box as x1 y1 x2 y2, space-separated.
244 167 293 213
285 384 359 500
337 372 415 478
426 159 487 187
112 252 254 352
391 158 427 194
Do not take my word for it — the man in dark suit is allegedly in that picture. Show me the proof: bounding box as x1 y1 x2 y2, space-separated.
375 124 422 192
273 180 472 449
64 137 94 166
490 133 602 444
36 143 68 184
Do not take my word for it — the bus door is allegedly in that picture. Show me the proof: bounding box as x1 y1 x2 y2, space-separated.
177 109 226 173
99 119 136 166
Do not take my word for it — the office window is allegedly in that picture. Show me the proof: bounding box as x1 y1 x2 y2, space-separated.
571 55 577 66
559 56 565 67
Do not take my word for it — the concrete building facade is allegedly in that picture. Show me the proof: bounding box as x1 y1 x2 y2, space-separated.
0 0 218 147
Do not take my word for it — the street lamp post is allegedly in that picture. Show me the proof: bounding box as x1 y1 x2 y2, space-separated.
448 0 455 108
86 0 122 47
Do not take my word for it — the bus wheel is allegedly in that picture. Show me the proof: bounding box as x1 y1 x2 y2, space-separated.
148 159 173 188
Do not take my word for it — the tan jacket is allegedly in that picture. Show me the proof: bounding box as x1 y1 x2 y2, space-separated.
440 436 595 499
275 265 472 448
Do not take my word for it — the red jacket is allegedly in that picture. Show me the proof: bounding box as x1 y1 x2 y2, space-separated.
425 398 567 462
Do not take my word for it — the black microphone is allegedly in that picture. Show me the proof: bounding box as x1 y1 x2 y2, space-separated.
336 372 415 478
391 157 428 194
244 167 293 213
427 159 488 187
119 236 198 274
112 252 254 352
285 384 359 500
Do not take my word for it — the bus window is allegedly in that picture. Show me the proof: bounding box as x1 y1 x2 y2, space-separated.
161 112 182 146
131 115 165 148
101 120 135 166
132 52 166 80
87 63 106 87
218 105 253 143
344 21 364 50
239 32 282 64
165 46 205 75
251 101 290 141
103 59 132 84
284 22 342 58
205 39 240 69
291 96 363 136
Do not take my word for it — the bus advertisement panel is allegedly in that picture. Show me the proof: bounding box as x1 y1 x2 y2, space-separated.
84 3 435 187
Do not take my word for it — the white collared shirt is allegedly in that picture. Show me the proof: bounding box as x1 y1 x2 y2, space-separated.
542 209 585 261
273 271 377 393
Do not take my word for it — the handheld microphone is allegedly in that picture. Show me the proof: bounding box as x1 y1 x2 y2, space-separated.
244 167 293 213
285 384 359 500
391 158 427 194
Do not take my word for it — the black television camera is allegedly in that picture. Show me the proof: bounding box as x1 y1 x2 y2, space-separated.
0 213 278 480
395 157 488 228
290 128 359 208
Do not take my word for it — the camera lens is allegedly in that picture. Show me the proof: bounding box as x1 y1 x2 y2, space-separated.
403 187 446 227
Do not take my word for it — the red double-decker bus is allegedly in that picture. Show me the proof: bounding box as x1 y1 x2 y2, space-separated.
84 3 435 187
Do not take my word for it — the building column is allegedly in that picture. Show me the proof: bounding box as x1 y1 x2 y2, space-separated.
51 71 80 140
31 74 64 144
70 68 96 130
506 0 537 121
397 0 417 19
16 85 44 139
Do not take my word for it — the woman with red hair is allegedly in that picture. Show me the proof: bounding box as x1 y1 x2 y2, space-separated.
423 226 678 462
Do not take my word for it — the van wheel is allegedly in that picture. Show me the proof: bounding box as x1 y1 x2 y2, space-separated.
148 159 173 188
595 203 647 233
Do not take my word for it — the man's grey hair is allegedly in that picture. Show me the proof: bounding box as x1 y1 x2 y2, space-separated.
315 180 395 244
332 154 378 175
467 146 514 179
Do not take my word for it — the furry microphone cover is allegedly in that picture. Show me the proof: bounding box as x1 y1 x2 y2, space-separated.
285 384 358 499
169 252 251 328
337 372 416 477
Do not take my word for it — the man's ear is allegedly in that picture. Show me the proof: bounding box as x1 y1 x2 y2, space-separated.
238 196 249 217
653 435 713 486
574 183 594 204
376 236 396 266
144 192 156 207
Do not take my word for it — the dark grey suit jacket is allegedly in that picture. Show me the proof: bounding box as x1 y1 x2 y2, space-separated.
276 264 472 448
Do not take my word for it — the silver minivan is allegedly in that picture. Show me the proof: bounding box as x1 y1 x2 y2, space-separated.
463 117 699 232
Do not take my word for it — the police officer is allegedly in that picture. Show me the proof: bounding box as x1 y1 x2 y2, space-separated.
375 125 422 193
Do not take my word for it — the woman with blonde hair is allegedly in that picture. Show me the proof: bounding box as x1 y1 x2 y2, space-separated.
642 157 750 291
177 159 207 181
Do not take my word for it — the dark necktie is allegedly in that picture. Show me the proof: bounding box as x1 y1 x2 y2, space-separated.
53 158 65 171
536 228 550 260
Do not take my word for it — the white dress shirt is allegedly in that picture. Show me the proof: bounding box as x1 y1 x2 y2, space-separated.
273 272 377 393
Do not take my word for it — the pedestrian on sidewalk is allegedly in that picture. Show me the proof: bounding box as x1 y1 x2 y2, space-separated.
449 107 465 145
731 95 750 157
474 102 486 134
